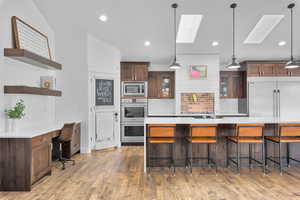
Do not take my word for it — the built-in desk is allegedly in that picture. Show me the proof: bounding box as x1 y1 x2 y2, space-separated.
0 122 80 191
144 117 300 172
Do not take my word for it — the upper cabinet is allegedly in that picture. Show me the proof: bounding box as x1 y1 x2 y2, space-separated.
220 71 246 99
242 61 300 77
148 71 175 99
121 62 149 81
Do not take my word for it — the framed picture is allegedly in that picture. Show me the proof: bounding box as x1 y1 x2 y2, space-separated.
40 76 55 89
11 16 52 60
189 65 208 79
95 79 114 106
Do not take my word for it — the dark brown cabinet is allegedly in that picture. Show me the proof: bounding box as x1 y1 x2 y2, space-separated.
31 134 52 184
220 71 246 99
243 61 300 77
148 71 175 99
121 62 149 81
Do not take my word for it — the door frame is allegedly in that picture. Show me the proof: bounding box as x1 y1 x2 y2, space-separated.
88 71 121 150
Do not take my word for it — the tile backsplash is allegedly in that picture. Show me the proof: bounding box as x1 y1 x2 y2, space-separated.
181 93 215 114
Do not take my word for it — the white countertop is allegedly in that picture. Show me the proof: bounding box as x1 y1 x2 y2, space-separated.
0 121 79 138
144 117 300 124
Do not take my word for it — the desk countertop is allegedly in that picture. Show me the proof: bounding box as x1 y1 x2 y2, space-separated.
0 121 79 138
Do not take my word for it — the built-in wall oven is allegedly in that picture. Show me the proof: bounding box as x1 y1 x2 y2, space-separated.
122 82 146 97
121 99 147 143
121 123 145 143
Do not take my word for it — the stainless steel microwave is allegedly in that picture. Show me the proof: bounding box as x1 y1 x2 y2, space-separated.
122 82 146 96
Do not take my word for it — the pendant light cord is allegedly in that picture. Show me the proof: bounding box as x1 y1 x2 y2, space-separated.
232 4 236 60
290 6 294 61
174 5 177 62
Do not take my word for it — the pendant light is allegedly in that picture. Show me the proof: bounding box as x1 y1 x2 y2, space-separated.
169 3 181 70
227 3 240 69
285 3 299 69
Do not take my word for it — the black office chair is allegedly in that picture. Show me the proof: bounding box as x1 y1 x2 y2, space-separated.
53 123 76 170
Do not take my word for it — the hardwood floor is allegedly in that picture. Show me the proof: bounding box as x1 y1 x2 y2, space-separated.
1 146 300 200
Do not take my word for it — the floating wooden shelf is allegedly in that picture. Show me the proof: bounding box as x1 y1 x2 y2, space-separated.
4 48 62 70
4 86 62 97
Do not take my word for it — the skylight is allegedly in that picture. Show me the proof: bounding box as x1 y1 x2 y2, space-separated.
244 15 284 44
176 15 203 43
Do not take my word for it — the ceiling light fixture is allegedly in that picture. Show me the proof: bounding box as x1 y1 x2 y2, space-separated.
99 15 108 22
278 41 286 46
144 41 151 46
227 3 240 69
169 3 181 70
212 41 219 46
285 3 299 69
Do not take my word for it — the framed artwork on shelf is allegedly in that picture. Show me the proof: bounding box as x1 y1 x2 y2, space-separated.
40 76 55 89
189 65 208 79
11 16 52 60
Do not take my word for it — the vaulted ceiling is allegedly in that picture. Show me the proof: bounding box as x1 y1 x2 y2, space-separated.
34 0 300 66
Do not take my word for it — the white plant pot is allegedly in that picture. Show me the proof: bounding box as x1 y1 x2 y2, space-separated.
7 119 17 133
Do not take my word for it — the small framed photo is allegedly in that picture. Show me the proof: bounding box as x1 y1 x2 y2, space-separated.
189 65 208 79
40 76 55 89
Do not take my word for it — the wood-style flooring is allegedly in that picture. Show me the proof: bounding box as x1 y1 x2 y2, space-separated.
1 146 300 200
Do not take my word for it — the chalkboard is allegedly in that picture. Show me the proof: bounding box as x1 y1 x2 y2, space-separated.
95 79 114 106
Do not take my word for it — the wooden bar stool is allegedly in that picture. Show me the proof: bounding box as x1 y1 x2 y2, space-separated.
147 124 176 174
226 123 265 174
186 124 218 174
265 123 300 175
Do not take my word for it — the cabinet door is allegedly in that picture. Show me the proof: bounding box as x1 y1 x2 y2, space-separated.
31 137 52 184
275 63 289 76
220 72 230 98
148 72 159 98
121 63 134 81
134 64 148 81
247 64 261 77
159 72 175 98
260 64 276 76
231 72 246 98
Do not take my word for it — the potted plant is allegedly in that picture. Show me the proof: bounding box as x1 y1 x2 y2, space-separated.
5 99 26 132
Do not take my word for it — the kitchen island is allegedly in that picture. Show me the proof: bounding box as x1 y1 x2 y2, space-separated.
144 116 300 172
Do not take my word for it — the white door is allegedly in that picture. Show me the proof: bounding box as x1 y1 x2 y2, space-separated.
248 81 277 118
278 81 300 120
89 72 120 150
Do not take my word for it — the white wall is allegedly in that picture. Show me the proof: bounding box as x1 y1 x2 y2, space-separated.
175 54 220 114
0 0 56 132
54 25 89 153
87 34 121 148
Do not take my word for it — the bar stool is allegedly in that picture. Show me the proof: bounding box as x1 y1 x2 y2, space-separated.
147 124 176 174
265 123 300 175
186 124 218 174
226 123 265 174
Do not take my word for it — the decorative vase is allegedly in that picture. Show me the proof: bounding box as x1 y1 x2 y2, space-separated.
7 119 16 133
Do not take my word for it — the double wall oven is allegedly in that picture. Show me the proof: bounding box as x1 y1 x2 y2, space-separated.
121 99 147 143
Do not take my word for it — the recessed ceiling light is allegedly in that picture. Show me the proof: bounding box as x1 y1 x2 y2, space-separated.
244 15 284 44
176 15 203 43
212 41 219 46
144 41 151 46
278 41 286 46
99 15 108 22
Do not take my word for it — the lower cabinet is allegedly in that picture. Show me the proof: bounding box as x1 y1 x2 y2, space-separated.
31 134 52 184
0 130 59 191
